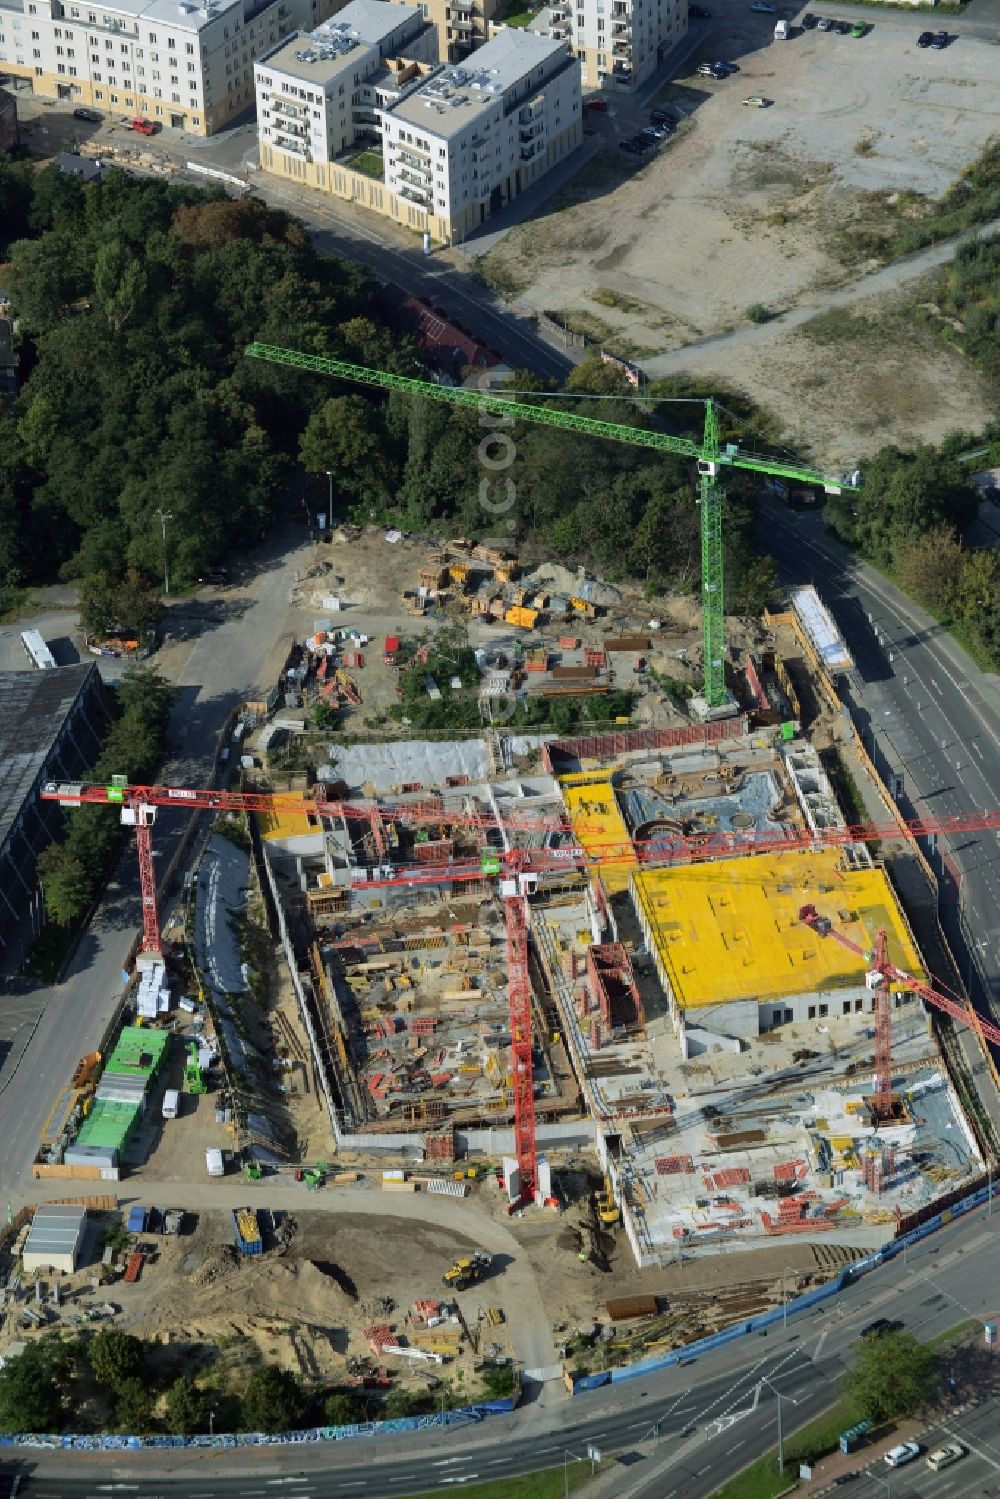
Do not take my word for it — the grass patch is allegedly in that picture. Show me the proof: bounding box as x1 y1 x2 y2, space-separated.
926 1317 982 1349
473 255 531 302
0 586 32 624
348 149 384 179
591 287 650 316
797 309 867 344
545 307 617 344
884 139 1000 258
414 1461 598 1499
710 1396 858 1499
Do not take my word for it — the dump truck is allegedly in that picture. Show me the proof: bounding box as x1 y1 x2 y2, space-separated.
442 1249 493 1291
232 1206 263 1256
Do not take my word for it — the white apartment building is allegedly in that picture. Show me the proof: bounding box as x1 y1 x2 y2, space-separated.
0 0 348 134
525 0 686 91
255 0 435 175
381 29 581 239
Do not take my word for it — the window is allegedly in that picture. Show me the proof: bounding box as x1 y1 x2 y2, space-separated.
95 86 103 96
110 90 118 100
57 61 65 71
31 28 39 38
148 30 156 41
91 51 99 61
32 46 40 57
185 40 193 51
54 25 63 36
69 64 77 74
56 45 64 55
93 67 101 77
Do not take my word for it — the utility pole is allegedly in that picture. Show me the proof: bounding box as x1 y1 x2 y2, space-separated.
155 508 174 597
325 469 334 530
761 1377 797 1473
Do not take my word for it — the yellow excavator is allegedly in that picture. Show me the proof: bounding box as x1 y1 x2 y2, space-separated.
597 1176 621 1226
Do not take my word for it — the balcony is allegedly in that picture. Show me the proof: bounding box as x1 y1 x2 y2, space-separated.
612 37 629 52
398 149 431 173
398 183 431 206
273 97 306 117
520 144 536 161
273 119 307 139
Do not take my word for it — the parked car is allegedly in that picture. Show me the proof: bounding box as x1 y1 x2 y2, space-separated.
713 58 739 71
801 11 817 25
930 28 948 46
742 95 770 106
690 3 711 15
750 2 775 11
198 569 230 585
650 107 677 124
916 29 934 45
850 20 866 35
697 61 718 74
130 117 160 135
885 1442 920 1470
816 15 833 28
648 123 672 138
835 19 852 33
73 107 102 122
630 133 654 150
618 137 640 152
584 97 608 111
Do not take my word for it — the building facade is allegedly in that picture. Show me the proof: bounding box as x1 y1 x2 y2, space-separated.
0 83 17 145
525 0 687 92
256 0 436 172
0 0 350 135
420 0 497 64
0 664 110 972
256 15 581 241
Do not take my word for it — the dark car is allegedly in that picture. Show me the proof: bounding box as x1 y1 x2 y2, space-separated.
835 19 851 33
198 569 230 586
73 107 102 122
618 137 640 152
816 14 833 28
650 107 677 124
714 58 740 71
630 133 655 150
860 1318 903 1340
930 28 948 46
916 29 934 45
801 11 817 24
690 3 711 15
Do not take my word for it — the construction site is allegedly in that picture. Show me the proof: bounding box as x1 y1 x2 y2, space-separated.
8 348 1000 1411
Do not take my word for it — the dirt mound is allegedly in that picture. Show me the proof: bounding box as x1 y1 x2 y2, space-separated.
189 1245 239 1288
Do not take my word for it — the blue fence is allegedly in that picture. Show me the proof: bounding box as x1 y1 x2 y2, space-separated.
572 1181 994 1393
0 1398 517 1451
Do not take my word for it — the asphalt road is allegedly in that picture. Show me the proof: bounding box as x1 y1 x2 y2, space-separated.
4 1198 999 1497
759 502 1000 1031
0 526 314 1199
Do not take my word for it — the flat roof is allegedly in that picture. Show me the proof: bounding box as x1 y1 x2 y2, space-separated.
259 3 420 85
389 29 567 138
25 1204 86 1255
561 778 634 894
0 665 100 853
632 850 925 1009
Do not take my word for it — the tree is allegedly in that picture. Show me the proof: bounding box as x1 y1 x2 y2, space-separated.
240 1365 305 1433
113 567 162 637
843 1330 937 1425
0 1339 74 1433
298 395 397 515
93 240 146 335
165 1375 210 1435
35 842 94 927
896 527 964 615
323 1390 366 1426
77 570 121 637
114 1376 154 1433
87 1329 145 1391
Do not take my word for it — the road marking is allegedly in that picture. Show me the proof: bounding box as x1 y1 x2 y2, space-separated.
972 740 984 759
432 1458 464 1466
627 1420 649 1429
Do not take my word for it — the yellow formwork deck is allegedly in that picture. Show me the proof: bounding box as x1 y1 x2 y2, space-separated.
561 779 635 893
259 798 316 842
632 849 925 1008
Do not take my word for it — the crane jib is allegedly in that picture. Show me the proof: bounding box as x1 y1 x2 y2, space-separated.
242 342 857 493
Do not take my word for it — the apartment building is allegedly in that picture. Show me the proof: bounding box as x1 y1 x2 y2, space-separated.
256 0 435 175
255 9 579 242
0 0 348 134
420 0 498 64
526 0 686 90
382 29 581 238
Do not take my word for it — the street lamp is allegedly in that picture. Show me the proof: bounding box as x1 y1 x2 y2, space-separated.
155 508 174 597
781 1266 797 1330
325 469 334 529
208 1407 215 1438
761 1376 798 1473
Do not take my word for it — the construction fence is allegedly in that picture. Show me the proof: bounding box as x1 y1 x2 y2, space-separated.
570 1176 995 1392
0 1397 518 1452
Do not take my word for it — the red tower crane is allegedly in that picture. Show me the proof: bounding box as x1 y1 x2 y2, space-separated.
505 894 539 1206
798 903 1000 1121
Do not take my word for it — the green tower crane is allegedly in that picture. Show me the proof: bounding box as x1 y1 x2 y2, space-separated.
245 342 859 710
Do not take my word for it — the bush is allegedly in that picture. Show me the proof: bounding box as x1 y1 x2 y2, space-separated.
240 1365 305 1433
87 1329 145 1391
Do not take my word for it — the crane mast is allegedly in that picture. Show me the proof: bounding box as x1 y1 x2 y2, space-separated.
243 341 858 711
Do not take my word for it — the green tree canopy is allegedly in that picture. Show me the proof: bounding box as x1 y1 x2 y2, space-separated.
0 1339 75 1433
114 1375 154 1433
240 1365 305 1433
87 1329 145 1391
843 1330 937 1425
165 1375 211 1434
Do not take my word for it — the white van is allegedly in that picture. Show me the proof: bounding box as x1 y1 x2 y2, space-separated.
926 1444 963 1472
885 1443 920 1469
162 1089 180 1120
774 18 789 38
206 1147 225 1177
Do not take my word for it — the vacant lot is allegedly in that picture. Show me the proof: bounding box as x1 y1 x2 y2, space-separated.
475 6 1000 455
